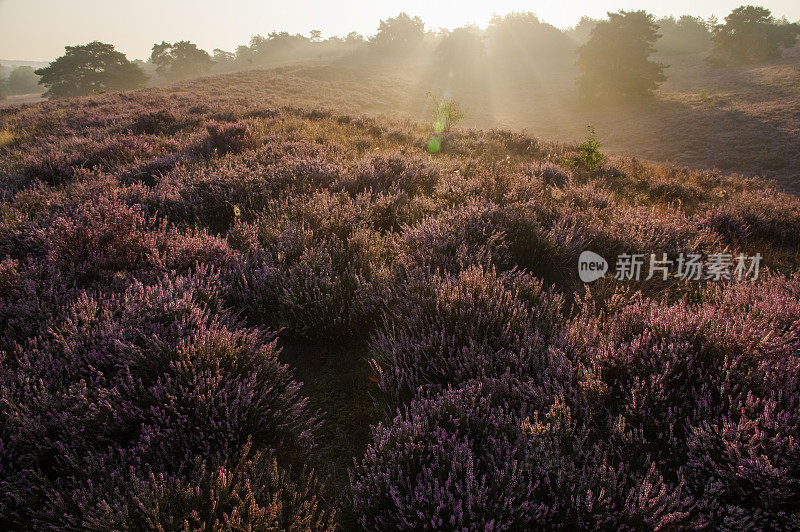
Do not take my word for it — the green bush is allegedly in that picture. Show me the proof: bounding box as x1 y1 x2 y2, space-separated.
564 125 604 173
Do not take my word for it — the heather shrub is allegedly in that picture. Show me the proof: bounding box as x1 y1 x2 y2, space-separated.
586 204 721 259
23 133 171 186
133 325 316 467
571 275 800 526
401 199 586 281
0 272 318 526
0 256 71 348
46 197 160 285
160 227 240 274
485 129 547 157
239 232 391 342
370 266 570 406
156 141 345 232
401 201 513 272
351 378 689 530
557 180 615 211
434 162 523 205
499 201 588 281
338 152 439 196
697 187 800 247
359 189 437 232
698 204 753 242
124 152 187 186
524 161 574 188
128 109 184 135
235 196 396 341
158 165 273 233
204 119 257 155
40 443 336 531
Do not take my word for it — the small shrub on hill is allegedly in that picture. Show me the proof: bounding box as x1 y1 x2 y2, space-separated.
563 125 604 173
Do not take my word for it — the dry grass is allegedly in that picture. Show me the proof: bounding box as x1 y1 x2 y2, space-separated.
0 129 16 148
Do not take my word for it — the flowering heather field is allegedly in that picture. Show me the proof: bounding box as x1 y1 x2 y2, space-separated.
1 84 799 530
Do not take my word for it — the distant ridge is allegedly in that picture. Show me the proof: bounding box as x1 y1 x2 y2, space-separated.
0 59 49 69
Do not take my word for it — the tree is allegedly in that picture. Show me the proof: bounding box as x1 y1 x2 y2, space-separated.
576 11 666 100
244 33 311 63
436 25 485 68
35 42 148 100
212 49 236 71
7 66 40 94
150 41 214 82
708 6 799 64
0 65 6 101
370 13 425 51
569 17 601 45
656 15 712 55
345 32 366 46
213 49 235 63
486 12 574 60
310 30 323 43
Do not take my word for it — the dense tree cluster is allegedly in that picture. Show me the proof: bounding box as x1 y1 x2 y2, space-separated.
28 5 799 101
150 40 215 82
708 5 799 64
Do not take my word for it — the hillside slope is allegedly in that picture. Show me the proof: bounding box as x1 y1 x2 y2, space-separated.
161 45 800 194
0 79 799 528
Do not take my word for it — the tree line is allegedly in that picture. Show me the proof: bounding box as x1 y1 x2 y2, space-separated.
27 5 800 101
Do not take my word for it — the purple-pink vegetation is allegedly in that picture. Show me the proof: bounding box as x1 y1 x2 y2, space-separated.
0 271 319 526
1 87 800 529
567 275 800 528
350 377 690 530
369 266 569 407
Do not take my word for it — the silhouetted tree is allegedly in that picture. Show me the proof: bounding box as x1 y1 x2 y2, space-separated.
370 13 425 52
7 66 40 94
576 11 666 100
708 6 799 64
569 17 601 45
35 42 148 99
245 32 311 63
212 49 236 72
656 15 712 55
213 49 236 63
236 44 254 65
345 32 366 46
486 12 574 61
150 41 214 82
310 30 323 43
436 26 485 67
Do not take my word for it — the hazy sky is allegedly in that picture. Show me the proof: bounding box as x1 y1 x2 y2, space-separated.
1 0 799 62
